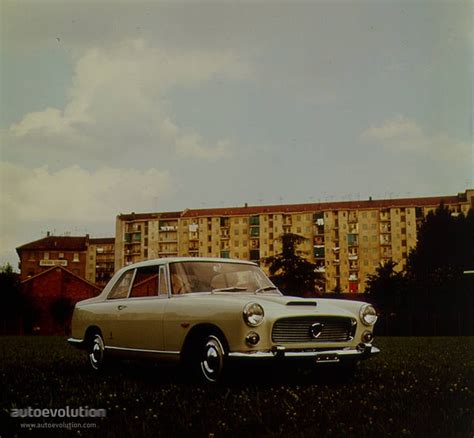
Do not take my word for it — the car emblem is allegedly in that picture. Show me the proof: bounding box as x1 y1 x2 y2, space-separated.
310 322 324 339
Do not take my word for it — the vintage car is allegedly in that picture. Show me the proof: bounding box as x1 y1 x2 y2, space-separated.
68 257 379 382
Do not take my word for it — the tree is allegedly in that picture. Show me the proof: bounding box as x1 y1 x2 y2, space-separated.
264 233 323 297
363 204 473 335
366 260 406 308
0 263 22 334
405 204 474 334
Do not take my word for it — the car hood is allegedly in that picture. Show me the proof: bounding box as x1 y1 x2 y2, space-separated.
183 292 364 318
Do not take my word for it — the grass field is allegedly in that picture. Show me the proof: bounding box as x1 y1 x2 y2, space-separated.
0 336 473 437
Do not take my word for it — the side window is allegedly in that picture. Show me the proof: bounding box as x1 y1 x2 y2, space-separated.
108 270 135 300
130 266 159 298
159 265 169 296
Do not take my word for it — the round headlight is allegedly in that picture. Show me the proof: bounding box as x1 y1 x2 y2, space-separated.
360 304 378 326
243 302 265 327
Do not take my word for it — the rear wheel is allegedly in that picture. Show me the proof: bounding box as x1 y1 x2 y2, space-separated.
88 333 106 371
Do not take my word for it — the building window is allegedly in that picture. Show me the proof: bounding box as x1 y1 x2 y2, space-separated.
44 252 50 260
58 252 64 259
73 253 79 262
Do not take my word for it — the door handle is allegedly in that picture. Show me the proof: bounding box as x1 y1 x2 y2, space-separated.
117 305 127 311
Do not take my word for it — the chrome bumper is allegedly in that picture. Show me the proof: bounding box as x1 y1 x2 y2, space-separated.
228 344 380 363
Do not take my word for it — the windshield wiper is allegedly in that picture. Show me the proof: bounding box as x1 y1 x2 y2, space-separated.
212 287 248 292
255 286 279 294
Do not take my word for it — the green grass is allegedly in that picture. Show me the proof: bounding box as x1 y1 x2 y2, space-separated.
0 337 473 437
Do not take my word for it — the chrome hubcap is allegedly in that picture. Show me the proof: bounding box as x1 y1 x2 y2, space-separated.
200 336 224 382
89 335 104 370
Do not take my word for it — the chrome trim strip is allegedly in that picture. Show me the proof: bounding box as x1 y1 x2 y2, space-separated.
104 346 180 355
67 337 84 347
228 345 380 359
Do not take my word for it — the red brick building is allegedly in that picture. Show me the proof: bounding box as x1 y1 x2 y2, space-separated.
16 234 89 281
20 265 101 335
16 234 115 286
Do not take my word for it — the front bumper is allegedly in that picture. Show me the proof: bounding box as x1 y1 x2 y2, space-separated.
228 344 380 363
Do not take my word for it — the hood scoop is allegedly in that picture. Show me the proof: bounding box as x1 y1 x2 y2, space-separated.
286 301 317 306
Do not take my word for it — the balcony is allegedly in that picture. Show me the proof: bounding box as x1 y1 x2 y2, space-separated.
349 274 358 281
219 217 230 228
379 210 391 222
348 254 358 261
313 246 325 259
125 223 141 233
249 216 260 226
249 227 260 238
348 212 358 223
158 250 178 256
314 236 325 245
348 223 358 234
313 212 324 225
314 225 325 235
159 219 178 229
158 237 178 243
347 234 358 246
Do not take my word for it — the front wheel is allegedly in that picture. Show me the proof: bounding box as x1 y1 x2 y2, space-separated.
88 333 106 371
197 334 226 383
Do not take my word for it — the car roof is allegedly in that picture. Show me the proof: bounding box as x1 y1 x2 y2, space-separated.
123 257 258 269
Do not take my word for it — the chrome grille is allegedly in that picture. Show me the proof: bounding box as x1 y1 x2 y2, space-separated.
272 316 355 343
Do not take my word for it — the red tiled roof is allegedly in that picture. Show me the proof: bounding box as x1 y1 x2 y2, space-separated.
180 195 461 218
117 211 182 221
16 236 88 253
20 265 101 290
89 237 115 245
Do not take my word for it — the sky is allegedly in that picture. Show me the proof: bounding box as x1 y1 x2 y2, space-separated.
1 0 473 268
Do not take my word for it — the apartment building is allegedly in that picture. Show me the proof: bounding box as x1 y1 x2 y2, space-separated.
114 189 473 293
17 234 115 286
115 212 182 268
86 238 116 286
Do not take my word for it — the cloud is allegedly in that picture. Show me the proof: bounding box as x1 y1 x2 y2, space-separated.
2 39 249 164
0 161 173 224
361 115 472 167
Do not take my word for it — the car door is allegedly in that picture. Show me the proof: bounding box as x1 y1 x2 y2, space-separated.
115 264 168 351
102 268 136 347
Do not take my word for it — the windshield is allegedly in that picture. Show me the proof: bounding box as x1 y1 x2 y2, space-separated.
168 261 279 295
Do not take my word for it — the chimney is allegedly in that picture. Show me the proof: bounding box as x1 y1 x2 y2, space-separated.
244 203 248 208
47 231 50 237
